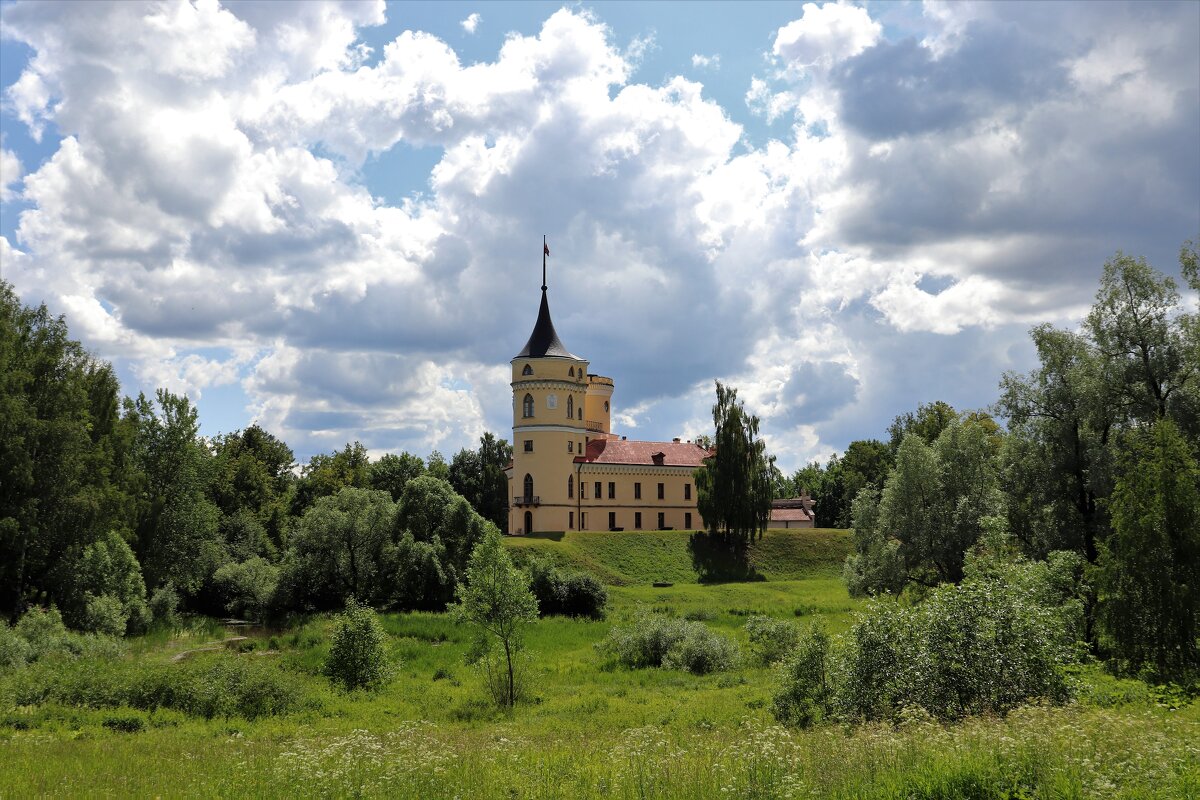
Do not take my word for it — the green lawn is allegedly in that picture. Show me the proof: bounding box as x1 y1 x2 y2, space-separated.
2 529 1195 798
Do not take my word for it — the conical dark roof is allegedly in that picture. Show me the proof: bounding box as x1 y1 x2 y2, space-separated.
516 289 576 359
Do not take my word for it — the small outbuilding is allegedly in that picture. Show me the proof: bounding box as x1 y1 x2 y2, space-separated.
769 496 815 529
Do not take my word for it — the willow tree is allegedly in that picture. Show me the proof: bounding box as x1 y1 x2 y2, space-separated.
694 381 774 542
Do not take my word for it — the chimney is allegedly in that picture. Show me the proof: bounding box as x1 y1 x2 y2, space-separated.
621 436 627 441
673 437 681 443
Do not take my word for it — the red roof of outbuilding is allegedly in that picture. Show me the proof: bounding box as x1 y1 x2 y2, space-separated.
574 438 711 467
770 508 812 522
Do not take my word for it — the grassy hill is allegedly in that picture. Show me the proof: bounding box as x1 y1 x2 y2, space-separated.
503 528 851 585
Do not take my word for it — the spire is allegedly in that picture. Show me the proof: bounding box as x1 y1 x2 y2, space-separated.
516 238 576 359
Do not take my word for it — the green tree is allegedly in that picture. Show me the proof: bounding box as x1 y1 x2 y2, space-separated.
56 529 149 634
426 450 451 481
325 597 392 692
477 432 513 533
448 447 483 511
0 283 135 620
208 424 295 547
694 381 774 541
291 442 370 515
368 451 426 501
1098 419 1200 680
887 400 958 453
281 487 398 608
452 529 538 708
847 418 1001 592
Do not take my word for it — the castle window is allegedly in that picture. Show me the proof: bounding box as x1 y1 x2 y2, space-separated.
658 512 665 530
578 408 583 421
594 481 602 500
523 474 534 500
568 366 575 377
657 483 665 500
634 482 642 500
522 364 533 376
608 482 615 499
566 395 573 419
524 440 533 452
604 400 610 412
568 475 574 498
635 512 642 529
685 512 693 529
684 483 692 500
523 393 534 418
569 511 575 529
608 512 616 530
568 441 573 453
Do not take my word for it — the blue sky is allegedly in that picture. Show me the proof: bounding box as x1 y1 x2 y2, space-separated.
1 0 1197 470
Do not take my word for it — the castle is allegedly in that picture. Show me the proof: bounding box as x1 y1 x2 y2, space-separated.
505 270 709 535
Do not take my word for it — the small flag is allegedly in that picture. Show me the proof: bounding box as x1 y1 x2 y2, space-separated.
544 242 550 257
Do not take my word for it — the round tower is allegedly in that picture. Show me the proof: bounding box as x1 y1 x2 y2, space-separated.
509 283 588 534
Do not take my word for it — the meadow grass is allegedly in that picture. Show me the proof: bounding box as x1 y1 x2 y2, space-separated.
1 529 1193 798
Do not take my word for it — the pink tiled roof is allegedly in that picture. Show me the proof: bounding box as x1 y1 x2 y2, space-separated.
770 508 812 522
574 438 711 467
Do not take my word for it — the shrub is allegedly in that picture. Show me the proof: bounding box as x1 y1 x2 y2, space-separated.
526 557 608 619
744 615 800 665
0 624 32 670
325 598 392 691
102 712 147 733
11 654 311 719
598 608 739 674
661 624 740 674
771 624 831 727
83 594 128 637
212 557 280 620
149 583 181 628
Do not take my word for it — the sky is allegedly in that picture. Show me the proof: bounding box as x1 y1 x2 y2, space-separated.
1 0 1197 472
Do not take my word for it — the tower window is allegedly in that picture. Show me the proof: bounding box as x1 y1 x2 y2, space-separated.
522 364 533 376
568 441 573 453
578 408 583 420
604 400 610 412
568 475 574 498
524 440 533 452
524 474 534 500
523 393 534 418
567 395 574 419
568 366 575 377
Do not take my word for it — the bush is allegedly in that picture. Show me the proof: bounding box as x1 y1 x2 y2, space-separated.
10 654 311 719
745 615 800 665
83 594 128 637
212 557 280 620
598 608 739 674
149 583 181 628
661 624 740 674
526 557 608 619
771 624 831 727
325 598 392 691
0 624 32 670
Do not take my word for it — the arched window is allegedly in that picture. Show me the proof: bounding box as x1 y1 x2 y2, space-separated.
522 364 533 376
568 475 574 498
523 473 534 500
568 366 575 377
604 400 610 412
566 395 574 419
578 408 583 421
522 393 534 418
524 510 533 534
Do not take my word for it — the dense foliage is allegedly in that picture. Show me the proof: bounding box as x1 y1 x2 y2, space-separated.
598 608 741 674
524 556 608 619
325 598 392 692
694 381 774 541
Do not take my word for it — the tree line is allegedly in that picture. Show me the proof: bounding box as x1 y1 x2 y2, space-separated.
790 245 1197 682
1 278 514 628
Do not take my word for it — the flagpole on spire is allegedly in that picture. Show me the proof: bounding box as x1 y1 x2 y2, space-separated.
542 235 548 291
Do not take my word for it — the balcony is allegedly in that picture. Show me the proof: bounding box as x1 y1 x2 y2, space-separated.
585 420 604 432
512 495 540 507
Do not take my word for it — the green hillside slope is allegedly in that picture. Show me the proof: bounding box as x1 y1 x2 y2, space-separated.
503 528 851 585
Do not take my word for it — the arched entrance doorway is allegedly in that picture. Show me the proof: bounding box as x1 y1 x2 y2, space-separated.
524 510 533 535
